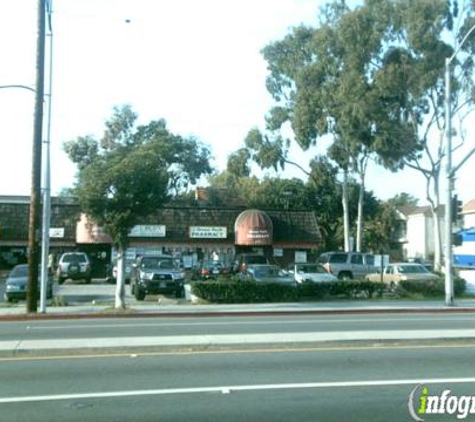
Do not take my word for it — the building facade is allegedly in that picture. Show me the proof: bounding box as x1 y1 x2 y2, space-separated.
0 196 322 273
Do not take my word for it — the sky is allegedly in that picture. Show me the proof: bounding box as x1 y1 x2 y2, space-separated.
0 0 474 205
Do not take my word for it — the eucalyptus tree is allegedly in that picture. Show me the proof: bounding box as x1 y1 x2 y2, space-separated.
367 0 475 269
64 105 212 308
251 0 475 265
251 0 418 253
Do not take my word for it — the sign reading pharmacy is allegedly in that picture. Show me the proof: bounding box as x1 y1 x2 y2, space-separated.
189 226 227 239
129 225 166 238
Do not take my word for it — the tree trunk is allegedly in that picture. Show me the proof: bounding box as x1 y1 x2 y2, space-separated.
115 243 126 309
356 176 365 253
342 169 351 252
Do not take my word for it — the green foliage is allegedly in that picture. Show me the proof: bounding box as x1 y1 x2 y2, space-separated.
190 280 388 303
387 193 419 208
397 277 466 297
298 280 386 299
226 148 251 179
190 281 299 303
64 105 213 246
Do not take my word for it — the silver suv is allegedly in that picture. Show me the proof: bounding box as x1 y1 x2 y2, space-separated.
318 252 376 280
57 252 92 284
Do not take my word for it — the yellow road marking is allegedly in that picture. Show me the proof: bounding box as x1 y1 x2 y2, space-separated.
0 341 474 362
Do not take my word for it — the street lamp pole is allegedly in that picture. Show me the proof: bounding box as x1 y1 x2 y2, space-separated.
39 0 53 313
444 57 454 306
444 23 475 307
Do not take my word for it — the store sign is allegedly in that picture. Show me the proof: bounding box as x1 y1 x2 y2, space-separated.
129 225 166 238
295 251 307 263
49 228 65 238
273 248 284 257
247 229 270 240
189 226 227 239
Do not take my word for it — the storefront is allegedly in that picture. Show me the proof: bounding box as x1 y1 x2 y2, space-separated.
0 196 77 269
0 196 322 271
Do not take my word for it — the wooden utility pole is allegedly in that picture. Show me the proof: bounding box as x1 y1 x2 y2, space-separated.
27 0 46 313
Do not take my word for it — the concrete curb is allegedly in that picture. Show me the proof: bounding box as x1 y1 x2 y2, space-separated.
3 329 475 356
2 305 475 321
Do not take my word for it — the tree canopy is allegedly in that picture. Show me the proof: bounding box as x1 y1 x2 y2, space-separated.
64 105 213 307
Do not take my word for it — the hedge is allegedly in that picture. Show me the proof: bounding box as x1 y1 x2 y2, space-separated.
190 278 466 303
397 277 466 297
190 281 298 303
190 280 387 303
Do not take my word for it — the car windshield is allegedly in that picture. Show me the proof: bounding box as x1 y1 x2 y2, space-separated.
246 256 267 265
62 254 87 263
398 265 429 274
296 264 326 274
326 254 348 263
9 265 28 277
254 267 279 277
142 258 175 269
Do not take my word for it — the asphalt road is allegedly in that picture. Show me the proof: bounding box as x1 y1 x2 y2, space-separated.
1 343 475 421
2 313 475 342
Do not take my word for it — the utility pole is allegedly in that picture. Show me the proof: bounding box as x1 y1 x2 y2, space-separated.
27 0 46 313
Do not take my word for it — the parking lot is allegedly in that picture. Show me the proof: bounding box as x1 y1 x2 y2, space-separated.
0 276 186 306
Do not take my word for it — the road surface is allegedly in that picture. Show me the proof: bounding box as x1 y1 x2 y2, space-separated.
1 342 475 421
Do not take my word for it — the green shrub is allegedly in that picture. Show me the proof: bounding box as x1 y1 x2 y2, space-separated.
190 281 298 303
397 277 466 298
191 280 387 303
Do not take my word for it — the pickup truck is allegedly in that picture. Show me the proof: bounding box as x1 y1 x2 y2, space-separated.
130 255 186 300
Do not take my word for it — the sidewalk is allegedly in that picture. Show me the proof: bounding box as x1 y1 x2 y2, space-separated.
2 298 475 356
2 298 475 319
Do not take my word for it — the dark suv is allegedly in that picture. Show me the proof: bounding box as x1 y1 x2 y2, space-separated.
130 255 186 300
56 252 92 284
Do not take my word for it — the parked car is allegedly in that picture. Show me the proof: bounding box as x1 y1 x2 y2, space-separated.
318 252 376 280
365 263 440 285
286 263 338 284
233 253 268 273
130 255 186 300
192 261 229 281
239 264 296 285
56 252 92 284
4 264 53 302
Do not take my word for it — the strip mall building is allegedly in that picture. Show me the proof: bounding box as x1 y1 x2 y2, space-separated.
0 195 322 276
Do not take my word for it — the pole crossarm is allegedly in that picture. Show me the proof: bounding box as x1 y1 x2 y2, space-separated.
0 84 36 93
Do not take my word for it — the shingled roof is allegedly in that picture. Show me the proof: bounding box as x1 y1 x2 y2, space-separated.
140 207 321 246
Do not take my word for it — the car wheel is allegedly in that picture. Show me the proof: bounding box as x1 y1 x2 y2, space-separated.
338 272 353 281
5 295 13 303
175 288 184 298
58 276 65 285
134 288 145 301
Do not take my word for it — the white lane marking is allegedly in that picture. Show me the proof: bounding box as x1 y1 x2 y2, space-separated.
2 377 475 404
17 316 475 331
